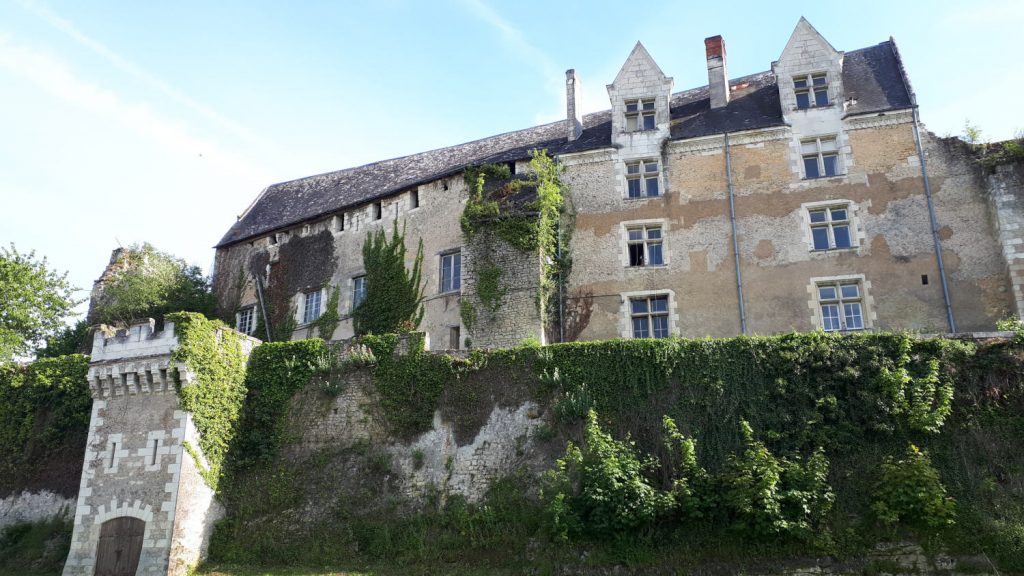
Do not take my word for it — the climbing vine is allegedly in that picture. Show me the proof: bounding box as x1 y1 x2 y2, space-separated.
460 150 566 337
167 312 250 489
353 221 425 336
312 286 341 340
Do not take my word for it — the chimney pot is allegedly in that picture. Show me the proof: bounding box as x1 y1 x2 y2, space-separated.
704 35 730 109
566 69 583 142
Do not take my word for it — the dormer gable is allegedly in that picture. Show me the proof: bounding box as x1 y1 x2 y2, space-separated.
607 42 674 144
772 17 844 117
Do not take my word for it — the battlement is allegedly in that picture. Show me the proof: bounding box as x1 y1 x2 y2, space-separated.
90 318 179 363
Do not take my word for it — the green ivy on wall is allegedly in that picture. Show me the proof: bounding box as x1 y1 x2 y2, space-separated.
0 354 90 494
460 150 566 338
167 312 251 489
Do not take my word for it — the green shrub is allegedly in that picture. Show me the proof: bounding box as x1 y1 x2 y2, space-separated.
543 409 671 539
871 444 956 534
718 421 832 541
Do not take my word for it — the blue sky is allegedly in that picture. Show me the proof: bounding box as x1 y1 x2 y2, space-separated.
1 0 1021 318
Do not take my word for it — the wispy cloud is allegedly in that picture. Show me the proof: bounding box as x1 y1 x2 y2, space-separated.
0 36 272 188
458 0 566 124
15 0 274 150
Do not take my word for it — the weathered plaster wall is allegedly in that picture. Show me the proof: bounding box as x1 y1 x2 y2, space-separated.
281 365 545 504
562 119 1013 340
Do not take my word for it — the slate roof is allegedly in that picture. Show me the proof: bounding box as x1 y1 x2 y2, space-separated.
216 40 913 248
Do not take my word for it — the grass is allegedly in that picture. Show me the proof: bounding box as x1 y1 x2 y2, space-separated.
196 565 515 576
0 517 72 576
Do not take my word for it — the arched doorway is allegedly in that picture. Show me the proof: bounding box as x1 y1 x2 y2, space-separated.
94 516 144 576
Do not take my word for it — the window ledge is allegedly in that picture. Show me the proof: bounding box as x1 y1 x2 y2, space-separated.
802 174 846 182
626 265 668 269
624 195 663 201
792 103 836 112
810 246 858 254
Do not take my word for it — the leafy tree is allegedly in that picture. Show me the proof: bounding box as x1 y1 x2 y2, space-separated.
36 319 91 358
0 244 80 362
90 243 215 325
353 222 424 336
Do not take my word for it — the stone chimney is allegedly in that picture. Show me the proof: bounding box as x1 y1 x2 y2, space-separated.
705 35 730 109
566 69 583 141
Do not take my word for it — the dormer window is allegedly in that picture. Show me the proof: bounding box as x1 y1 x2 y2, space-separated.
625 99 656 131
794 73 828 109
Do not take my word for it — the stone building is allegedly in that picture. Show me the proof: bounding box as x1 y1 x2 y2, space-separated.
212 18 1023 348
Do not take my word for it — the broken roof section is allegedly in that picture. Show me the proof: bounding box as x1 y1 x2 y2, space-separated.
216 39 913 249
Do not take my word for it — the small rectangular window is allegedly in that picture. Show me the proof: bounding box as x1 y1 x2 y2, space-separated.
374 202 382 220
332 214 345 232
802 137 840 179
440 251 462 293
352 276 367 310
808 205 853 251
303 289 322 324
816 279 865 332
624 98 656 132
410 189 420 209
794 73 829 109
236 307 255 335
625 160 660 198
626 225 665 267
630 294 670 338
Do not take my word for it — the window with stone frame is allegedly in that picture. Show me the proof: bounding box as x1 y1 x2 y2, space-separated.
440 250 461 293
625 98 656 131
627 225 665 267
352 275 367 311
794 72 828 109
808 204 853 250
816 280 865 332
625 159 660 198
801 136 839 178
236 306 255 335
630 294 670 338
302 288 323 324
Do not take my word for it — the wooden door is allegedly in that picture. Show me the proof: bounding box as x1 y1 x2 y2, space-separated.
94 516 145 576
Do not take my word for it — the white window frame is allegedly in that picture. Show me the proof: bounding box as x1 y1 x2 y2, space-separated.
810 275 873 332
619 289 678 339
301 288 323 324
352 275 367 312
440 250 461 294
626 224 665 267
801 136 840 179
625 159 660 198
804 202 856 251
624 98 656 131
793 72 829 110
235 306 256 335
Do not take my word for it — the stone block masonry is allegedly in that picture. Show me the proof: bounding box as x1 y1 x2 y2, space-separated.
63 319 257 576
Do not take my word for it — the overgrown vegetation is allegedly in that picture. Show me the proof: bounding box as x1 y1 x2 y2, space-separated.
0 354 90 495
205 330 1024 573
90 243 215 326
353 222 424 336
169 312 251 489
459 151 566 338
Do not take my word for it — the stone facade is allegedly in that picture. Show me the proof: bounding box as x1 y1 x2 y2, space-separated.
63 319 256 576
986 161 1024 318
211 19 1024 347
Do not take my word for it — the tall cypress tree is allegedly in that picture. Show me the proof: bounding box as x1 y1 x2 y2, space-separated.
353 221 424 335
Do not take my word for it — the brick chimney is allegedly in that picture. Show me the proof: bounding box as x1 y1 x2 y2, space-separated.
566 69 583 141
705 35 730 109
